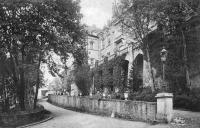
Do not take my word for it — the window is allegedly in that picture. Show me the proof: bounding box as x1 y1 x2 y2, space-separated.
108 39 111 46
119 45 124 51
109 68 113 75
111 85 114 92
102 41 105 49
102 55 104 60
90 58 94 65
90 41 94 49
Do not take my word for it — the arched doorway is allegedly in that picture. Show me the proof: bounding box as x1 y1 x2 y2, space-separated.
130 54 143 91
135 54 143 79
121 60 129 89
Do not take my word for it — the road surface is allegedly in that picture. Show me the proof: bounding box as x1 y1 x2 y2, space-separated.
29 100 169 128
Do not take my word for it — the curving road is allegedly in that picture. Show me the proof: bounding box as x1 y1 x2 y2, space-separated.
29 100 169 128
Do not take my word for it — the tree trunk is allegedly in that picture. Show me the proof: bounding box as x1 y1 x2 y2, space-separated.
8 43 25 110
19 70 25 110
181 30 191 89
146 44 155 92
2 75 8 112
34 53 42 109
19 51 25 110
10 54 24 109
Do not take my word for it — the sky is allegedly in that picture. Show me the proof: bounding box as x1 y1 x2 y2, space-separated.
80 0 115 29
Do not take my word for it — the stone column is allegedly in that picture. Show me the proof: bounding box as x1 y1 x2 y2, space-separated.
155 93 173 123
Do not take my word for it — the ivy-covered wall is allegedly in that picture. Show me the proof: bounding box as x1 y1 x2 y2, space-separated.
90 54 129 93
143 16 200 91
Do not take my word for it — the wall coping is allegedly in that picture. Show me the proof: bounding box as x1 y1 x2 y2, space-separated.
155 93 173 98
52 95 157 104
49 94 173 123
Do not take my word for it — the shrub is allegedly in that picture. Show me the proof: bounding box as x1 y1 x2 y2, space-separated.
74 64 91 95
174 93 200 111
129 87 157 102
109 92 124 100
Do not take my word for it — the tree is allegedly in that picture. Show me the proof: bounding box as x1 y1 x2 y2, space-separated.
0 0 86 110
0 51 15 112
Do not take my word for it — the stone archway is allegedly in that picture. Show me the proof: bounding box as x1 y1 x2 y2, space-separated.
130 54 144 91
121 60 129 89
134 54 143 80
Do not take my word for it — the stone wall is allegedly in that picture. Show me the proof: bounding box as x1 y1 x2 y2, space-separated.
48 95 157 122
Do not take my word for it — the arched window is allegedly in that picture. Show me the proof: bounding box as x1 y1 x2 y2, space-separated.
90 41 94 49
101 41 105 49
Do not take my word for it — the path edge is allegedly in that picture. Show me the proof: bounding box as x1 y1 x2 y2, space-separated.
16 115 54 128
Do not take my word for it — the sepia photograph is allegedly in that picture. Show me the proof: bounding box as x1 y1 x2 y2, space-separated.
0 0 200 128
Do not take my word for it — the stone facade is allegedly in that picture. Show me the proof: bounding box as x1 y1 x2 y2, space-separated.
86 26 101 68
86 19 153 90
188 16 200 89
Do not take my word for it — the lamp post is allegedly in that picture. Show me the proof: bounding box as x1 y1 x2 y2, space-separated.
160 47 168 91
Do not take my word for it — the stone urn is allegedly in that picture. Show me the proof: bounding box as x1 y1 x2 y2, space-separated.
124 92 129 100
103 93 106 99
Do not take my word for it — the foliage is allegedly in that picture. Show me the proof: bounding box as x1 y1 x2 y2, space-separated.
0 51 15 111
48 77 63 91
74 64 91 95
60 70 72 93
174 89 200 111
116 0 200 92
91 55 128 93
155 0 200 34
129 87 157 102
116 0 158 44
109 92 125 100
153 0 200 89
143 0 200 92
0 0 85 110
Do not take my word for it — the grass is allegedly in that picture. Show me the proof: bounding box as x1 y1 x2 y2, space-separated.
0 109 51 128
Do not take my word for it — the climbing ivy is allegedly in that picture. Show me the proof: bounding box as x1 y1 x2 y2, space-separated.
90 54 128 93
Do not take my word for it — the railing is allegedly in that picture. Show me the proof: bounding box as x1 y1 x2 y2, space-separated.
98 54 115 66
108 54 115 61
99 60 104 65
119 47 128 55
114 34 123 44
97 46 128 67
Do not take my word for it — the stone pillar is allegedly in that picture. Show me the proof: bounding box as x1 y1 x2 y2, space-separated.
155 93 173 123
127 60 132 86
143 60 153 88
126 44 134 87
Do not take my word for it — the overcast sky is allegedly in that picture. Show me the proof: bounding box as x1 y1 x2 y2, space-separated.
80 0 115 29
